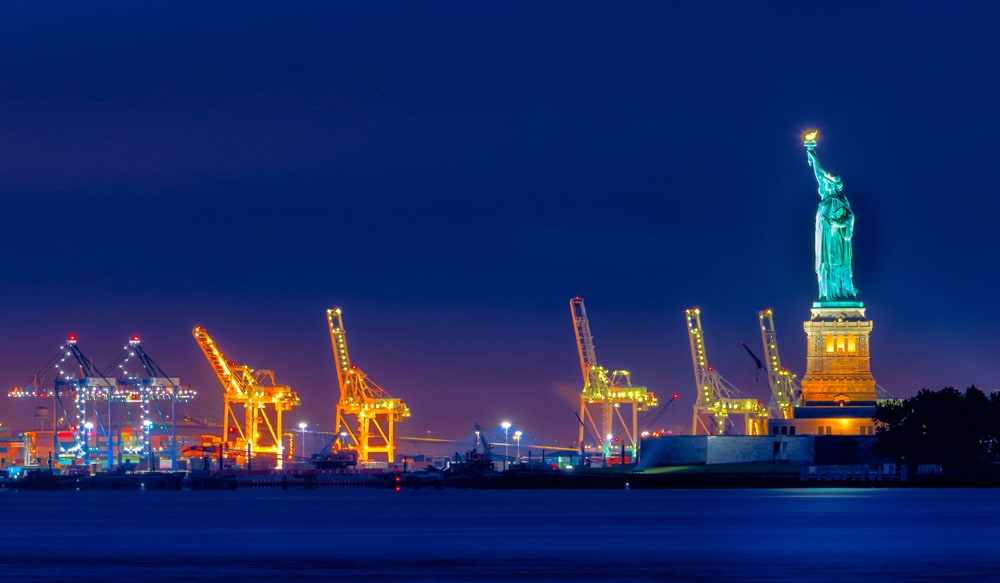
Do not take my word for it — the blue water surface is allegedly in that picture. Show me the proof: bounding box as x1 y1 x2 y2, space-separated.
1 488 997 581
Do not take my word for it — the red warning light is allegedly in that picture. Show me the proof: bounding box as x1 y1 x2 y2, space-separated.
131 335 140 342
672 393 680 400
68 334 77 342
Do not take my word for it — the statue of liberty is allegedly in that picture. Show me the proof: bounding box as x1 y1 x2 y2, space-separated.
803 131 858 303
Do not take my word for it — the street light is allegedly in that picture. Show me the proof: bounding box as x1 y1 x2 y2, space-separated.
501 422 511 470
143 419 153 470
513 430 522 463
83 422 94 467
298 422 308 460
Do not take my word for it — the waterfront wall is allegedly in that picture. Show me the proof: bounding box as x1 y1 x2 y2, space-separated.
706 436 815 464
638 435 878 469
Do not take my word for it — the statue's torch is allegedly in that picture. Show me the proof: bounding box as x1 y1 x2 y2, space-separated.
803 130 818 151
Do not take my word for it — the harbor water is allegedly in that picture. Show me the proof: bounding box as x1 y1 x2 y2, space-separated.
1 487 998 581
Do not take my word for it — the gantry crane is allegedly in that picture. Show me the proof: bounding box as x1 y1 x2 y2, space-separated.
115 335 196 470
758 309 801 419
686 308 767 435
10 335 194 470
192 326 300 469
327 308 410 464
572 297 657 463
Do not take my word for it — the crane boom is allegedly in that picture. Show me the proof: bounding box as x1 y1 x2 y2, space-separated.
328 308 354 398
571 298 599 384
192 326 248 399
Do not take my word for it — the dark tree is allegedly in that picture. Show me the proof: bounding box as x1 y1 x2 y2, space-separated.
874 386 1000 471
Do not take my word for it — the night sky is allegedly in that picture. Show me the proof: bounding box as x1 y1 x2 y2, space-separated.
2 3 999 447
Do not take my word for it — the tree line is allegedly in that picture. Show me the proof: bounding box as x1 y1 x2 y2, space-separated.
874 386 1000 471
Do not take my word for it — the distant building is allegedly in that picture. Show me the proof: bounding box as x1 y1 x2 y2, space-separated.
0 428 33 470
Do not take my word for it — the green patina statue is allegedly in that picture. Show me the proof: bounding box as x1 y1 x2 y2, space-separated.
803 131 858 303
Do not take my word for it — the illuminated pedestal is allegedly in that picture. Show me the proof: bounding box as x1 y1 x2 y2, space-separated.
771 302 877 436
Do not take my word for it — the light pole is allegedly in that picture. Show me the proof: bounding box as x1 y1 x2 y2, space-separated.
143 419 153 470
501 422 511 470
298 422 308 460
514 430 522 463
83 422 94 468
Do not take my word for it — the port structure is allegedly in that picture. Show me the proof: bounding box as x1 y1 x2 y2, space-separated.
327 308 410 464
686 308 767 435
192 326 300 469
104 335 195 470
8 335 194 470
571 297 657 463
758 309 801 419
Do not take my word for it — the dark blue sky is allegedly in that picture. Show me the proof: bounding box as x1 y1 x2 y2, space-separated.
2 3 999 445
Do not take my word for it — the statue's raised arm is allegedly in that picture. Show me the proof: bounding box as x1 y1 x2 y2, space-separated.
804 131 833 197
806 147 825 189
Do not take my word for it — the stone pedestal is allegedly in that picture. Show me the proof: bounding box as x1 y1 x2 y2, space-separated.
769 301 878 437
800 301 877 407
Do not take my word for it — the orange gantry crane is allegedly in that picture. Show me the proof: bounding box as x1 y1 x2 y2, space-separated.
571 297 657 463
192 326 300 469
326 308 410 464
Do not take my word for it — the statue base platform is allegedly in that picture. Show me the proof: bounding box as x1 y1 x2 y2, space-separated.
810 301 866 321
812 300 863 309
